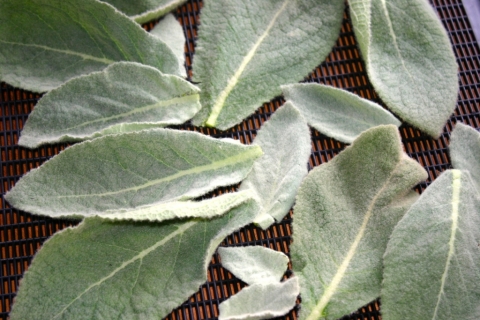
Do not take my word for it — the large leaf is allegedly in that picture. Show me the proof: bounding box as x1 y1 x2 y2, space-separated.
349 0 458 138
449 122 480 193
191 0 344 129
101 0 187 24
0 0 182 92
291 125 427 320
238 103 311 229
5 129 262 218
18 62 199 148
9 200 260 320
150 14 187 78
282 83 400 144
381 169 480 319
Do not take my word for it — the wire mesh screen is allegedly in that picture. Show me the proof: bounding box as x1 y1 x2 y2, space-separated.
1 0 479 319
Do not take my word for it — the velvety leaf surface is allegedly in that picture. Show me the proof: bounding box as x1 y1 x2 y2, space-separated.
449 122 480 193
382 170 480 320
291 125 427 320
102 190 253 222
5 129 262 218
0 0 181 92
218 246 289 285
218 277 300 320
191 0 344 129
18 62 198 148
150 14 187 78
9 201 260 320
238 103 311 229
101 0 187 23
349 0 458 138
282 83 400 144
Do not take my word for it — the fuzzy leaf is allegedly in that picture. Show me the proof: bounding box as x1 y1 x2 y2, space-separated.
101 0 187 24
381 170 480 320
150 14 187 78
291 125 427 320
191 0 344 129
449 122 480 193
0 0 181 92
9 201 260 320
5 129 262 218
218 246 289 285
282 83 401 144
238 103 311 229
349 0 458 138
218 277 300 320
18 62 199 148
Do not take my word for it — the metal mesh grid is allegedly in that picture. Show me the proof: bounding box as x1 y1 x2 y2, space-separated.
1 0 479 319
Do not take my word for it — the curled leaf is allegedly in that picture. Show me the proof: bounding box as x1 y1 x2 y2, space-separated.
101 0 188 24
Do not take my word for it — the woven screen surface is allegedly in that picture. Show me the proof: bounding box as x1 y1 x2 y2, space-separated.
1 0 479 319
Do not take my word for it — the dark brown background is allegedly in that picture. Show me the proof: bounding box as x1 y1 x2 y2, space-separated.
1 0 479 319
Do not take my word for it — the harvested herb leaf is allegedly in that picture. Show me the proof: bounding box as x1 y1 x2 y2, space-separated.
282 83 400 144
239 103 311 229
349 0 458 138
291 125 427 320
0 0 181 92
6 129 262 218
9 201 260 320
101 0 187 24
449 122 480 193
382 169 480 320
150 14 187 78
192 0 344 129
18 62 199 148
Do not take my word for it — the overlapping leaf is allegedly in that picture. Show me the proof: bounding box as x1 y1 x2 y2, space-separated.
6 129 262 218
191 0 344 129
9 201 260 320
18 62 199 148
282 83 400 144
382 169 480 319
291 125 427 320
349 0 458 137
101 0 187 24
0 0 181 92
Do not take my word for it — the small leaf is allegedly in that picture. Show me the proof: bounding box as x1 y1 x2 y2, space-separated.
18 62 199 148
282 83 401 144
0 0 181 92
291 125 427 320
150 14 187 78
218 246 289 285
191 0 344 129
9 201 260 320
239 103 311 229
449 122 480 193
218 277 300 320
349 0 458 138
100 0 187 24
381 169 480 319
5 129 262 218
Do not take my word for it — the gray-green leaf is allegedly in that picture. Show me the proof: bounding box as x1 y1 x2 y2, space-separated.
218 246 289 285
449 122 480 193
191 0 344 129
349 0 458 138
218 277 300 320
101 0 187 24
150 14 187 78
9 201 260 320
291 125 427 320
0 0 182 92
18 62 199 148
239 103 311 229
282 83 401 144
5 129 262 218
381 169 480 320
